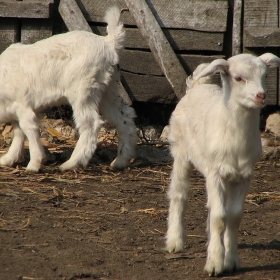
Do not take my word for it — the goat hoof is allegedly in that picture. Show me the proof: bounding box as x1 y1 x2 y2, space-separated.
205 258 224 277
0 155 14 167
25 160 42 173
224 253 240 273
25 167 40 173
110 157 130 170
206 268 222 277
59 160 79 171
165 239 184 254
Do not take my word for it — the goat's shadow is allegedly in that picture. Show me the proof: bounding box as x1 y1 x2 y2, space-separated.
237 263 280 274
234 239 280 275
216 240 280 277
239 239 280 250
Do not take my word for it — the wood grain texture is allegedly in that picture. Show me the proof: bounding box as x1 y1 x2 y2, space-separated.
0 0 53 18
21 19 53 44
59 0 92 32
92 26 224 52
120 50 163 76
78 0 228 32
244 27 280 47
0 18 19 54
121 72 175 103
244 0 278 28
120 53 223 103
120 50 223 76
265 68 278 105
232 0 242 55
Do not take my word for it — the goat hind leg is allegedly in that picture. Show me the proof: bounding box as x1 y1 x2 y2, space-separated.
100 85 137 170
17 110 45 172
60 98 103 171
0 122 25 167
166 152 192 253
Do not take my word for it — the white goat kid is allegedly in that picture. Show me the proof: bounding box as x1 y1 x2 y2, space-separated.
166 53 280 276
0 6 137 172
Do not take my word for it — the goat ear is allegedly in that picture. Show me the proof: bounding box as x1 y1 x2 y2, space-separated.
194 59 228 80
259 53 280 68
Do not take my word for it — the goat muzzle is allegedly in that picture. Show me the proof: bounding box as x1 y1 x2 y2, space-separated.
256 92 266 105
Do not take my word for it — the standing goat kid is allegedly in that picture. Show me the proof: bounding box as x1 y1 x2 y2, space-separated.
0 6 137 172
166 53 280 276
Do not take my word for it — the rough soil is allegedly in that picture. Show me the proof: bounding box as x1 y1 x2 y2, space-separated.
0 142 280 280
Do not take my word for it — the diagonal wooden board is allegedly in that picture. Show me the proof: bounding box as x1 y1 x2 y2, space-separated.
124 0 187 100
58 0 91 32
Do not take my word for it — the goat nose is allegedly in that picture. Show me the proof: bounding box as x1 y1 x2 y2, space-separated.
256 92 266 100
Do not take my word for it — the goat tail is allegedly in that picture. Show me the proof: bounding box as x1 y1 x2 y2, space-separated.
186 63 216 90
104 6 125 51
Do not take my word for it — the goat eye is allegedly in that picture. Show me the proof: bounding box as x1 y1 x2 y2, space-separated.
235 77 243 82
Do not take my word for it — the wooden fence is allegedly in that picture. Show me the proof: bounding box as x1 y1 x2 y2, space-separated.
0 0 280 105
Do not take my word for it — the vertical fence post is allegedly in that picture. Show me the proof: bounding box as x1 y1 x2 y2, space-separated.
232 0 242 55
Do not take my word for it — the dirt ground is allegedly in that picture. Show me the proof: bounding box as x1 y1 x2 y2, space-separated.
0 144 280 280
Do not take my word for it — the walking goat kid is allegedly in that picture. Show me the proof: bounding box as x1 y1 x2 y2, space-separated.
166 53 280 276
0 6 137 172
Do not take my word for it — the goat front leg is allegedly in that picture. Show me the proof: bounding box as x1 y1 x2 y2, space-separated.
17 109 45 172
166 152 192 253
223 179 251 272
204 174 227 276
0 122 25 167
60 95 103 171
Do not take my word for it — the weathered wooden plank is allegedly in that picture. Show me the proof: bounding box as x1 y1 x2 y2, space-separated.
121 54 223 103
265 68 278 105
162 29 224 52
21 19 53 44
121 72 175 103
93 26 224 52
59 0 92 32
0 18 19 54
232 0 242 55
179 54 224 77
78 0 228 32
120 50 223 77
244 0 278 28
120 50 163 76
244 27 280 48
0 0 53 19
125 0 187 100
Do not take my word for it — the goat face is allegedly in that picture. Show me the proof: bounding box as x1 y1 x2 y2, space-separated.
227 55 267 109
194 53 280 110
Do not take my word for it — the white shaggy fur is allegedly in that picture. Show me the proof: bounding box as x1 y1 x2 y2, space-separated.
165 53 280 276
0 6 137 172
